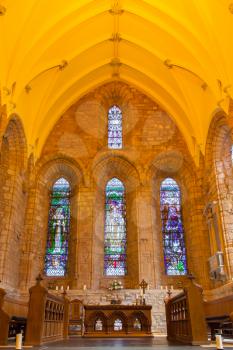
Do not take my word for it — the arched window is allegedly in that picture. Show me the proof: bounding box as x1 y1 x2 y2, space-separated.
95 319 103 331
44 177 71 276
133 318 142 330
160 178 187 275
104 178 127 276
114 319 123 331
108 105 122 149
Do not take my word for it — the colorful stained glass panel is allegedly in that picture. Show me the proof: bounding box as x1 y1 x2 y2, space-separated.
108 106 122 149
160 178 187 275
44 177 70 277
104 178 127 276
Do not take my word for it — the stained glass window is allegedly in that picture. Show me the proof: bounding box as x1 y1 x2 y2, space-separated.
95 319 103 331
231 145 233 163
160 178 187 275
44 177 71 277
114 319 123 331
133 318 142 330
104 178 127 276
108 106 122 149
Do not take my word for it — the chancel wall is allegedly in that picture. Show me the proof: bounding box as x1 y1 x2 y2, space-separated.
1 82 233 300
17 81 211 291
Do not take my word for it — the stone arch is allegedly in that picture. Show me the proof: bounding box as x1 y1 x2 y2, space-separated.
20 156 84 289
204 109 233 280
2 114 27 170
85 311 108 333
205 110 230 171
36 155 84 191
128 310 150 332
108 311 128 333
91 155 140 290
0 114 27 288
91 154 140 192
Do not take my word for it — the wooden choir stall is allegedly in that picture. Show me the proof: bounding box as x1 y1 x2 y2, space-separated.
83 304 152 337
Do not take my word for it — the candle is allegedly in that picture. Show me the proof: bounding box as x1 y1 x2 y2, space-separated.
67 285 69 291
61 285 64 291
83 284 87 290
165 285 168 291
171 285 173 290
160 286 163 290
55 286 58 291
140 288 143 296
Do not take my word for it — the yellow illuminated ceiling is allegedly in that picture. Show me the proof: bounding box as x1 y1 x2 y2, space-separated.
0 0 233 162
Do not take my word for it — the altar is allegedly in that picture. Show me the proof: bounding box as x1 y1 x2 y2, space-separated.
83 304 152 337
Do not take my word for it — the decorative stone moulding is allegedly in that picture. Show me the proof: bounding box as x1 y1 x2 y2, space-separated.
153 150 183 173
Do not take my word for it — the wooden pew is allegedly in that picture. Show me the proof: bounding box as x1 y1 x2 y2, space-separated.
204 294 233 340
164 278 208 345
0 288 28 345
0 288 10 345
25 275 70 346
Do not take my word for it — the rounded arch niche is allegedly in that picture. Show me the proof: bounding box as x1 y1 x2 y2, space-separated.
91 155 140 289
0 114 27 288
27 156 83 288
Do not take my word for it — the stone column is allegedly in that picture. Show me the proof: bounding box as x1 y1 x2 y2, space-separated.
74 186 94 289
136 186 157 288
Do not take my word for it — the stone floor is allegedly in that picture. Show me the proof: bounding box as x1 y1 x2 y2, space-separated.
30 338 233 350
1 337 233 350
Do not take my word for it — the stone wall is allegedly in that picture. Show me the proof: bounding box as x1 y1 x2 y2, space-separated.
0 115 27 290
2 82 233 303
16 81 211 292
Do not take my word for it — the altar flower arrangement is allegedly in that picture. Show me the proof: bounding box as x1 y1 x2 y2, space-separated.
109 280 123 290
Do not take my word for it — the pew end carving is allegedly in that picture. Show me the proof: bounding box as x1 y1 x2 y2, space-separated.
165 279 208 345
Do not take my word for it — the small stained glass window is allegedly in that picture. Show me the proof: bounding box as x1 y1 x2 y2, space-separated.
160 178 187 275
108 106 122 149
95 319 103 331
104 178 127 276
231 145 233 163
133 318 142 330
114 319 123 331
44 177 71 277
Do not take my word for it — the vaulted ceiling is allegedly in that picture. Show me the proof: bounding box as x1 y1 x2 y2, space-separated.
0 0 232 163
